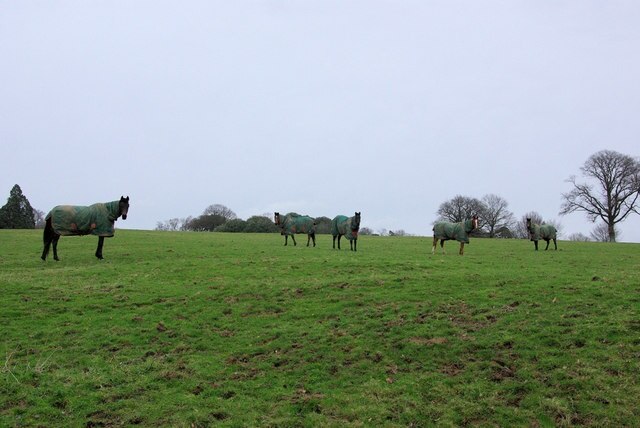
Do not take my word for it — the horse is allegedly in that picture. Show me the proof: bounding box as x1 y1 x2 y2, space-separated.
432 215 479 255
273 212 316 246
331 212 361 251
526 218 557 251
41 196 129 261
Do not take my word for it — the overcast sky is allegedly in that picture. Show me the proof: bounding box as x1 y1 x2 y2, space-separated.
2 1 639 242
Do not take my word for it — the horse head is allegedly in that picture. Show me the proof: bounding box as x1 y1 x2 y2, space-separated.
274 212 281 226
525 217 532 231
119 196 130 220
471 214 479 230
353 212 361 230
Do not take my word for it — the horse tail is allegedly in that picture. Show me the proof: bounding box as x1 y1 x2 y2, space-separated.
43 216 54 244
41 216 54 259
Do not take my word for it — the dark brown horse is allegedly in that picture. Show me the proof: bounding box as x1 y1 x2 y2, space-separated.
273 212 316 246
41 196 129 261
526 218 557 251
331 212 361 251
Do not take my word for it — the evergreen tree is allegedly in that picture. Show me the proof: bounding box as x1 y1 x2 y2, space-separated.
0 184 36 229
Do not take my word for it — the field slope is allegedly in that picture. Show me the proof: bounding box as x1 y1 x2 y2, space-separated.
2 230 639 426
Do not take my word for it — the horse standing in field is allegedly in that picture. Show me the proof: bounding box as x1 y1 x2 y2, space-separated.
432 215 479 256
41 196 130 261
273 212 317 246
332 212 361 251
526 218 557 251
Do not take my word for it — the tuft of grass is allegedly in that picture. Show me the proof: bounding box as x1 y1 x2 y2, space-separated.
1 229 639 426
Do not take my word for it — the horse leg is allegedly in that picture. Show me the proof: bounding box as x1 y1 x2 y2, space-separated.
332 235 337 249
311 233 316 247
52 234 61 261
534 240 539 251
284 235 288 246
291 234 297 246
440 240 446 255
353 238 357 252
459 242 465 255
431 237 437 254
95 236 105 260
553 238 557 250
544 239 550 251
41 239 51 261
41 222 53 260
337 235 342 250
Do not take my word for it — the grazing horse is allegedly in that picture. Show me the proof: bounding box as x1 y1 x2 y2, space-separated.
526 218 557 251
332 212 361 251
41 196 129 261
432 215 479 255
273 212 316 246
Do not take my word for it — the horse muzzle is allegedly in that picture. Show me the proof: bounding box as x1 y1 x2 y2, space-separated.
122 213 128 220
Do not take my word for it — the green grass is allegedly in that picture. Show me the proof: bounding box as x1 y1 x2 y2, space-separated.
2 230 639 426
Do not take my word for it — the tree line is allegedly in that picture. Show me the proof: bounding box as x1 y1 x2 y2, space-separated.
155 204 372 235
3 150 639 242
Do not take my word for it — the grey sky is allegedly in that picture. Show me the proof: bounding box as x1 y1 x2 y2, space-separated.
2 1 640 241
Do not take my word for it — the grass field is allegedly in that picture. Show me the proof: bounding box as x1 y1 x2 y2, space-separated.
2 229 639 427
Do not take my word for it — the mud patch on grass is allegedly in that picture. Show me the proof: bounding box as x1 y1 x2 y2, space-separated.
409 337 449 346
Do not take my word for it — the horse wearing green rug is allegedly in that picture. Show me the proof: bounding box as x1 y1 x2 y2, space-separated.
274 212 316 246
331 212 361 251
526 218 557 251
41 196 129 261
432 215 479 255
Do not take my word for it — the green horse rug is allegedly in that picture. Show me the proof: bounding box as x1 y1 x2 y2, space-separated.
274 212 316 246
331 212 361 251
526 218 557 251
48 201 122 237
432 215 479 255
41 197 129 261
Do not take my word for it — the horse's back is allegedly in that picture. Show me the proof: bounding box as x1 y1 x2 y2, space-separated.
433 221 468 243
540 224 557 240
296 215 315 234
331 215 349 236
48 203 114 237
433 222 452 239
284 214 315 234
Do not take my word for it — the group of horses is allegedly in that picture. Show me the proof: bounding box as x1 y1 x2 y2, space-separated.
39 197 557 261
274 212 362 251
431 215 557 255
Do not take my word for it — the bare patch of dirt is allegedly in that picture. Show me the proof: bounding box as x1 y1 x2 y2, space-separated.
440 362 464 376
409 337 449 346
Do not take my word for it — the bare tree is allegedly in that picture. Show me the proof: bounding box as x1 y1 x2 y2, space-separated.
560 150 640 242
568 232 590 242
156 217 191 231
436 195 486 230
481 194 515 238
34 209 46 229
590 222 621 242
202 204 237 220
359 227 374 235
